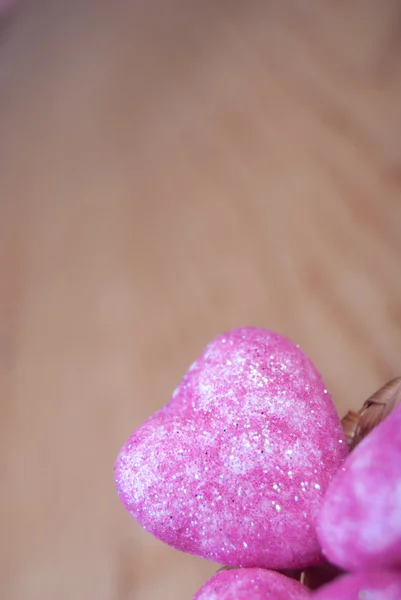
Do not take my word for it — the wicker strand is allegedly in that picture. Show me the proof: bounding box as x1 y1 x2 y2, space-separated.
341 376 401 451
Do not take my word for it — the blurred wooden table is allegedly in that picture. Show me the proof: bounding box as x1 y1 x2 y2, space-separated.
1 1 401 599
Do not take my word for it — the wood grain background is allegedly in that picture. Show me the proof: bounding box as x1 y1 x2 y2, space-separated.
1 1 401 599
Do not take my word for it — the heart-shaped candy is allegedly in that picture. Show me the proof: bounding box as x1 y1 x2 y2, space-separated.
317 403 401 572
193 568 311 600
312 571 401 600
115 327 347 569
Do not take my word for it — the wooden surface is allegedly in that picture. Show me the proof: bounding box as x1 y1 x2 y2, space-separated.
1 1 401 599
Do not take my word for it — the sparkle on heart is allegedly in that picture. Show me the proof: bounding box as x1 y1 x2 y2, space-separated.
192 568 311 600
317 403 401 572
312 571 401 600
115 327 347 569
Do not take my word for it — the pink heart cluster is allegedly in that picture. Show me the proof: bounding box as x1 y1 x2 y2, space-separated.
194 569 401 600
114 327 401 599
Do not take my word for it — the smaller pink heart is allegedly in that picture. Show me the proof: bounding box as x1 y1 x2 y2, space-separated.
193 568 311 600
317 403 401 572
312 571 401 600
115 327 347 569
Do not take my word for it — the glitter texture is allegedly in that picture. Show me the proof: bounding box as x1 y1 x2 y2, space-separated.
115 327 347 569
312 571 401 600
317 403 401 572
192 568 310 600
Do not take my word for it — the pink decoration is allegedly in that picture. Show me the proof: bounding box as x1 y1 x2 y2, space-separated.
317 403 401 571
193 568 310 600
312 571 401 600
115 327 347 569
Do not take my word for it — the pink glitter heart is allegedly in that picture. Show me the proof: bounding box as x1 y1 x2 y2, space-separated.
115 327 347 569
312 571 401 600
193 568 311 600
317 403 401 572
